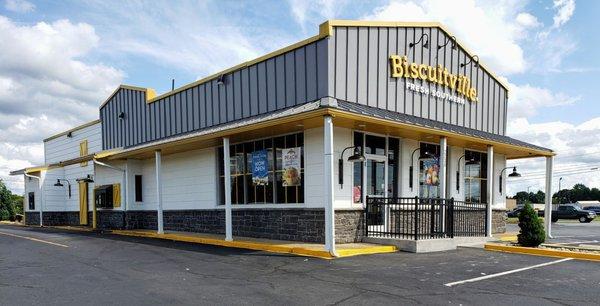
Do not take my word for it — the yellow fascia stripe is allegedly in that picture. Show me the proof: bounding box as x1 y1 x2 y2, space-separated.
43 119 101 142
485 243 600 262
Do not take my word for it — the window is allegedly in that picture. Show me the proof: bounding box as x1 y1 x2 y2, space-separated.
353 132 399 203
464 150 488 203
28 192 35 210
135 175 143 202
419 142 441 198
218 133 303 204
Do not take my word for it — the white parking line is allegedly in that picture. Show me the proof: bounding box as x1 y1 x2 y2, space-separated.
444 258 573 287
0 230 69 248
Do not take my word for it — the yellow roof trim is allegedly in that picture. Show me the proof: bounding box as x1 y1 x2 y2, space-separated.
99 85 157 109
146 33 329 104
24 166 49 174
43 119 101 142
323 20 510 92
94 148 123 159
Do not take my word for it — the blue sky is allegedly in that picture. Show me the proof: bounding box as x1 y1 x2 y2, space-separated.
0 0 598 195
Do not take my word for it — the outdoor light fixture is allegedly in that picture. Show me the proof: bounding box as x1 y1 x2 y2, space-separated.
499 166 521 194
338 146 365 187
409 148 420 191
76 174 94 183
118 112 125 119
456 155 476 192
437 35 457 50
54 178 72 198
460 55 480 68
217 74 226 85
409 33 429 49
66 131 73 138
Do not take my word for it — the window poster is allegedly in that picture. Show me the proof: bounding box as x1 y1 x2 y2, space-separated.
423 159 440 186
252 150 269 186
281 147 301 186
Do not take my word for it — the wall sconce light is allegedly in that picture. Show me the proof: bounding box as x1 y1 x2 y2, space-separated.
456 155 476 192
338 146 365 187
460 55 480 68
67 132 73 138
499 166 521 194
437 35 457 50
217 74 226 85
54 178 72 198
409 33 429 49
118 112 125 119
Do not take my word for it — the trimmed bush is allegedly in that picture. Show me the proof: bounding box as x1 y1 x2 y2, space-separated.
517 203 546 247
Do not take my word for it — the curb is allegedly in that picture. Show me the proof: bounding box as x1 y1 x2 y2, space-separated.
110 230 397 259
485 243 600 262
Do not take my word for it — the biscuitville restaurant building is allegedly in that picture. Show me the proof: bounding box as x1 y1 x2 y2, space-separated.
11 20 556 254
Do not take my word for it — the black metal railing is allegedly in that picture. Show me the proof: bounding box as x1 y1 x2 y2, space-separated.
365 197 487 240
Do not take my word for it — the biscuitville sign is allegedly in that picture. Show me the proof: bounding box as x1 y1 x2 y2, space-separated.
389 55 478 104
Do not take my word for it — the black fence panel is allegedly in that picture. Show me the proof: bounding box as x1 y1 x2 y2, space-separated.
365 197 487 240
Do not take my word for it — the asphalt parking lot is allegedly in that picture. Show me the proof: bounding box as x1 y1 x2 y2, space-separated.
1 224 599 306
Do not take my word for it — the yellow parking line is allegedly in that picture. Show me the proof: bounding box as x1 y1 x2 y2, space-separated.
0 231 69 248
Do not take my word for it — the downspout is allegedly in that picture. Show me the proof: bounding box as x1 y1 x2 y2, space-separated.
93 160 128 229
24 173 43 227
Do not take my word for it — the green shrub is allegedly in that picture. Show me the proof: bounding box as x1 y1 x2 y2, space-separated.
517 203 546 247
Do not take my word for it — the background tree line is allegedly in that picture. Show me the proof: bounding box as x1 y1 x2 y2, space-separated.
513 183 600 205
0 180 23 221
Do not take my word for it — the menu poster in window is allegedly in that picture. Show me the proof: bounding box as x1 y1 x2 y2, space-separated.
281 147 301 186
252 150 269 186
423 159 439 186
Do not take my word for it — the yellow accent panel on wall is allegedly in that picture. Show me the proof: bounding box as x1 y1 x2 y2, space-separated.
80 140 88 167
113 184 121 208
79 182 88 225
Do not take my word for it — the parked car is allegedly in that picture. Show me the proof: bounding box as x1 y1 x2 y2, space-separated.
583 206 600 215
507 207 543 218
551 204 596 223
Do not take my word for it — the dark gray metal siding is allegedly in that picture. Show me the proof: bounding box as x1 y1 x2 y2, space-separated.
329 26 508 136
100 40 329 150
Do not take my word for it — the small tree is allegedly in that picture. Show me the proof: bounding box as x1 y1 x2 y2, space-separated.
517 203 545 247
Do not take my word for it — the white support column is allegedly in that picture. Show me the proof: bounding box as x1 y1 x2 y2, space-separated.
323 115 336 256
439 137 448 230
155 150 164 234
223 137 233 241
486 145 494 237
439 137 448 198
544 156 554 239
39 171 44 227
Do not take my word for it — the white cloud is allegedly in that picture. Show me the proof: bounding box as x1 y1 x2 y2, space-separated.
507 117 600 195
362 0 530 76
287 0 344 33
552 0 575 28
516 12 541 29
4 0 35 13
506 82 579 119
0 16 123 193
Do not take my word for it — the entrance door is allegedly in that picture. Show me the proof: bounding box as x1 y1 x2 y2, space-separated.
365 155 387 228
78 182 88 225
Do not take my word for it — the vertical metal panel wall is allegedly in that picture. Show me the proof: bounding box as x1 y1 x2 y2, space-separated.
100 40 329 150
328 26 508 136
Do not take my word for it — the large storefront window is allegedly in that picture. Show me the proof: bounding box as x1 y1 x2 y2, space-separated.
353 132 399 203
464 150 488 203
419 142 441 198
218 133 304 204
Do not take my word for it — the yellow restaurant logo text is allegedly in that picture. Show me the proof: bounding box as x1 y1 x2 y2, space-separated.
389 55 478 102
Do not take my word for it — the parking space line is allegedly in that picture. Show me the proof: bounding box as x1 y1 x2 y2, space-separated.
0 231 69 248
444 258 573 287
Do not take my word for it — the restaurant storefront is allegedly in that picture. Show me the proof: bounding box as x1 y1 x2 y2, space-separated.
11 20 555 255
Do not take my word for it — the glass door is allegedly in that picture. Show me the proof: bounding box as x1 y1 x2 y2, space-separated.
365 155 387 228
